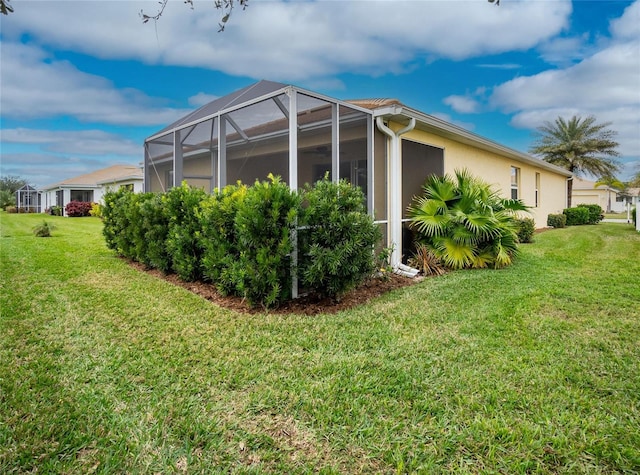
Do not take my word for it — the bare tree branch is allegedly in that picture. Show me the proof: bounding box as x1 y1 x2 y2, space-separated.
140 0 249 31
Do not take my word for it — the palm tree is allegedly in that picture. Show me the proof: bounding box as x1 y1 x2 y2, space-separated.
529 115 620 207
408 169 528 270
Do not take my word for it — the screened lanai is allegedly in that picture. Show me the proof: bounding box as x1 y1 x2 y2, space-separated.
144 80 386 219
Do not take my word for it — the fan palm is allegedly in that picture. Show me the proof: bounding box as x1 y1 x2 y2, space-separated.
408 169 528 270
529 115 620 206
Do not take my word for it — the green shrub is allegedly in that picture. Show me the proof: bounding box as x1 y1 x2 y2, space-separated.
632 207 637 226
577 204 604 224
32 220 56 237
89 202 102 218
233 175 300 308
5 205 17 213
409 169 528 269
0 189 13 209
563 207 590 226
102 188 137 258
547 213 567 228
199 183 247 294
164 183 208 282
298 178 380 300
139 193 171 273
48 206 63 216
515 217 536 243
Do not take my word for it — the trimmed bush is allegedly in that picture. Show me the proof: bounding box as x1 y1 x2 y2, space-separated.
632 207 637 226
164 183 208 282
65 200 93 217
577 204 604 224
101 176 383 308
547 213 567 228
563 206 590 226
199 183 247 294
299 178 381 300
233 175 300 308
515 217 535 243
139 193 171 273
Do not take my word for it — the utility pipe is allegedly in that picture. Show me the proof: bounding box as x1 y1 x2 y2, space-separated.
375 116 416 268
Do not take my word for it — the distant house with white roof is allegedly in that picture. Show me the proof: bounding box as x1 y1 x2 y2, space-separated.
40 164 143 215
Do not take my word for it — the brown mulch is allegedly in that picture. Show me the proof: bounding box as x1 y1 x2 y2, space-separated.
129 261 418 315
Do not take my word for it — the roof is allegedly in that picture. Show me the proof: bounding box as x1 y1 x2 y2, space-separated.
146 80 573 178
572 177 622 192
41 165 143 191
152 80 288 137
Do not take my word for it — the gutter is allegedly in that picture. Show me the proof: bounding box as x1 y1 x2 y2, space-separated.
375 116 416 269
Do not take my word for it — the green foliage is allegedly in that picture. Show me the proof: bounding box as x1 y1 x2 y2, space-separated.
632 207 637 226
89 202 102 218
164 183 208 282
408 169 528 269
102 187 137 258
299 178 380 299
100 176 380 307
547 213 567 228
0 189 14 209
138 193 171 273
0 175 27 194
198 182 247 294
515 217 536 243
562 205 602 226
47 206 63 216
233 175 300 308
5 205 17 214
577 204 604 224
32 220 56 237
529 115 620 177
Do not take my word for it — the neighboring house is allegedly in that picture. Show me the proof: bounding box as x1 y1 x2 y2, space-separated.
40 165 143 215
572 177 627 213
15 184 42 213
144 80 571 267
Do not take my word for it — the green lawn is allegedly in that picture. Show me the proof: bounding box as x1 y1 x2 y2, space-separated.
1 213 639 474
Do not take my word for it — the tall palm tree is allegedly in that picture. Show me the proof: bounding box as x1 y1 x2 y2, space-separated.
529 115 620 207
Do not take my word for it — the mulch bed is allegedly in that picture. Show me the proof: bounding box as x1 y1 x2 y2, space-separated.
129 261 418 315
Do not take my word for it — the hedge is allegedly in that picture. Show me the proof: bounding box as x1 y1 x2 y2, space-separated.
102 177 381 308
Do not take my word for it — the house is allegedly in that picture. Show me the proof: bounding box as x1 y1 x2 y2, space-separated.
144 80 571 267
571 177 627 213
40 164 143 215
15 184 42 213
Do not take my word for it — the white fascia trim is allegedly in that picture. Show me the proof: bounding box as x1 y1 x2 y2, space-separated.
373 105 572 178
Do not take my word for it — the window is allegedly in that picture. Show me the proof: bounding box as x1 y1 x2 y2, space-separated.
510 166 520 200
535 173 540 207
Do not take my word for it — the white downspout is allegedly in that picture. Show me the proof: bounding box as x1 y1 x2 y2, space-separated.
375 116 416 269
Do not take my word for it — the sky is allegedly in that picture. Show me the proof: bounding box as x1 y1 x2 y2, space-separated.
1 0 639 188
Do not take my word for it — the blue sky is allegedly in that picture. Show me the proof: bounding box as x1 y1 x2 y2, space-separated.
1 0 639 188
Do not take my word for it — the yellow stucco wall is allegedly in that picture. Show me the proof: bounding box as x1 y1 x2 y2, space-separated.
398 126 568 228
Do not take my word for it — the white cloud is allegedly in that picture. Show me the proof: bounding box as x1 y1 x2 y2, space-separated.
610 0 640 39
0 42 190 125
1 128 140 156
443 95 480 114
488 0 640 163
1 0 572 80
0 153 119 188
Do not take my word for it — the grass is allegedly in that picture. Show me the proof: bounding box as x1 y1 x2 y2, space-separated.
1 212 639 474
